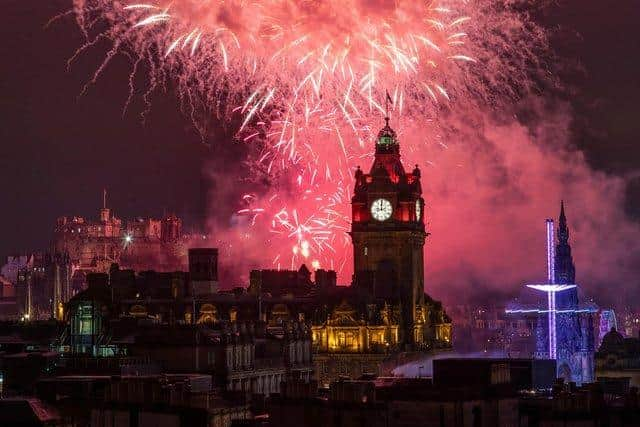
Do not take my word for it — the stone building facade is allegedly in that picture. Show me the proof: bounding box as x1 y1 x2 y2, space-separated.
61 118 451 390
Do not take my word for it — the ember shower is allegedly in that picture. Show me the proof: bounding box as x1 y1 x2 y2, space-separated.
72 0 552 280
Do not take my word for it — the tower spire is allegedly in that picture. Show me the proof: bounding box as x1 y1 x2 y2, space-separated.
376 115 398 149
555 200 575 284
558 200 568 243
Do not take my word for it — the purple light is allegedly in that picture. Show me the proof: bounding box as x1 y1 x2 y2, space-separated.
519 284 578 359
505 308 596 314
546 219 555 284
526 284 577 293
521 219 575 360
545 220 557 359
505 217 584 360
549 290 556 359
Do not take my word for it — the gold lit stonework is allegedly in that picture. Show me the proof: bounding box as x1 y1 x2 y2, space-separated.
309 117 452 386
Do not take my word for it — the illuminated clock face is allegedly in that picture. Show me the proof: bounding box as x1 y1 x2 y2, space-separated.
371 198 393 221
415 200 421 221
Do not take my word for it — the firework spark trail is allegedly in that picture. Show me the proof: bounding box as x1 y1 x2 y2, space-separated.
72 0 552 277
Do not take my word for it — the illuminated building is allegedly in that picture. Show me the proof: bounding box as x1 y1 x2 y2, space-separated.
304 117 451 385
526 283 578 361
59 118 450 387
35 198 186 317
506 202 595 384
352 116 449 347
350 117 429 345
53 190 185 278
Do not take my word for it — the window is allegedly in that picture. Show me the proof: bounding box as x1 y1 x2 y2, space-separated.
346 334 354 347
370 332 384 345
337 332 354 348
76 305 95 335
79 319 93 335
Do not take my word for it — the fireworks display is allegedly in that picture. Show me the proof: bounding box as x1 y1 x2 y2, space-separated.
72 0 550 279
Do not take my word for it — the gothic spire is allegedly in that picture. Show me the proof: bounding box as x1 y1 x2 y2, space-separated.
554 200 575 285
558 200 569 244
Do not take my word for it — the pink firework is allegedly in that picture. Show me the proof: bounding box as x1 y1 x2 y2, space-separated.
72 0 551 279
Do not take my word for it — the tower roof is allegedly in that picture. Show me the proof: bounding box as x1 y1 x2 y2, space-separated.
375 117 400 158
377 117 397 144
557 200 570 244
555 200 576 286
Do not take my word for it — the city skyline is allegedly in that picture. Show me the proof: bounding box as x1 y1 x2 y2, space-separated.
2 1 639 309
1 2 640 426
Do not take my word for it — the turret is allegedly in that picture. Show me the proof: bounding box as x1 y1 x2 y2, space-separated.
100 189 111 223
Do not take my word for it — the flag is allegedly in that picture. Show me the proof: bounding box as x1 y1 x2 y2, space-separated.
385 90 393 117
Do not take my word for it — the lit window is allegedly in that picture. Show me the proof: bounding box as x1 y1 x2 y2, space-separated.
79 319 93 335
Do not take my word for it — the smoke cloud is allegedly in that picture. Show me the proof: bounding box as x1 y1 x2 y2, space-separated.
202 97 640 309
420 100 640 308
68 0 640 309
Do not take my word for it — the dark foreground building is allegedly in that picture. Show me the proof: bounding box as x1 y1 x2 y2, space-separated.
268 359 640 427
432 358 556 391
596 327 640 388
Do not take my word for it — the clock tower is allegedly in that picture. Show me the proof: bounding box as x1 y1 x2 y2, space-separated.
351 118 426 345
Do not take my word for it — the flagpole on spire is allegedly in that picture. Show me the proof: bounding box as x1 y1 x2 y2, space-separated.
385 90 392 122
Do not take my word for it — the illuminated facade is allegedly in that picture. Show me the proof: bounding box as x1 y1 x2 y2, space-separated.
351 118 427 344
66 273 113 356
54 192 184 276
311 301 400 354
308 118 452 385
60 119 451 385
507 203 595 384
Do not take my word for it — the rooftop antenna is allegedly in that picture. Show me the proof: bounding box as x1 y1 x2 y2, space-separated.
103 188 107 209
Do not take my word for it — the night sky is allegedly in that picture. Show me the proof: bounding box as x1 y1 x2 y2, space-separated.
1 1 639 304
